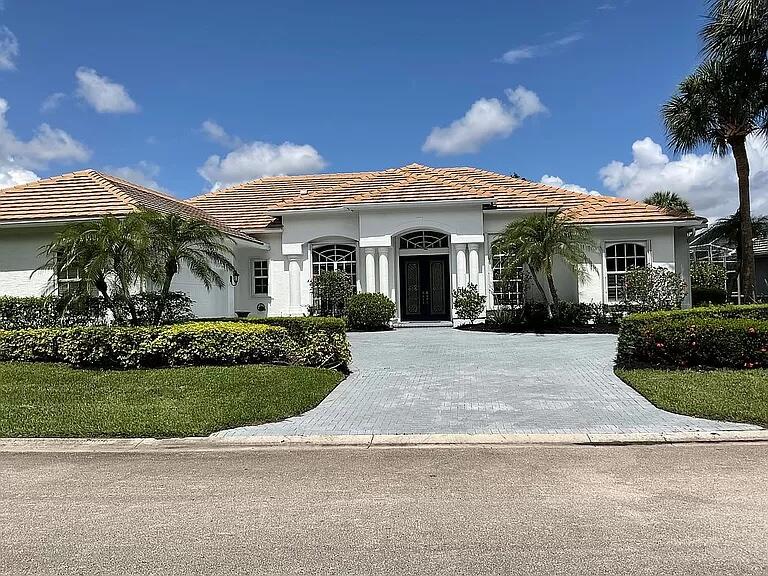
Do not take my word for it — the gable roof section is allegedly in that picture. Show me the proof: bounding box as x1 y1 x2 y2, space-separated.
0 170 260 244
189 163 702 230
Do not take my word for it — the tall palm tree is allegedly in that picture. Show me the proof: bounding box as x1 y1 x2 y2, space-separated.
496 210 596 316
662 56 768 302
643 191 693 215
38 214 151 324
702 0 768 62
144 212 236 325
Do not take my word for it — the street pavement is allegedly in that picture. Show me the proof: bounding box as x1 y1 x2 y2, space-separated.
2 443 767 575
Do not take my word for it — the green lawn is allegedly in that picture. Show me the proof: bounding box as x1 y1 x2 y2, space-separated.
617 368 768 428
0 362 343 438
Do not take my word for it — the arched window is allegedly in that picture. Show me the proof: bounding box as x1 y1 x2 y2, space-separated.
399 230 449 250
605 242 648 302
491 240 525 307
311 244 357 284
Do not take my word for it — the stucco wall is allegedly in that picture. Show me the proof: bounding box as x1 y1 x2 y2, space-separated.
578 225 683 304
0 227 56 297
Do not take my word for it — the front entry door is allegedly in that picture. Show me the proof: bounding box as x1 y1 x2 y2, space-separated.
399 255 450 321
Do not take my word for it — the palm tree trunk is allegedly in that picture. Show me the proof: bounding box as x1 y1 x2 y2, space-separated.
546 271 560 316
729 135 756 302
95 275 124 325
527 264 552 318
153 260 177 326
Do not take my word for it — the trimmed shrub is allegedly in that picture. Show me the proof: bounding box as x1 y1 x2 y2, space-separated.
616 304 768 369
0 296 106 330
453 284 486 324
0 292 193 330
691 262 727 291
623 266 688 311
346 293 395 330
309 270 353 317
255 316 347 339
0 321 350 370
692 286 728 306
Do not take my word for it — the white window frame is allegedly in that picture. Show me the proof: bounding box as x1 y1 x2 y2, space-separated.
56 253 82 296
251 259 269 296
489 237 525 308
602 240 652 303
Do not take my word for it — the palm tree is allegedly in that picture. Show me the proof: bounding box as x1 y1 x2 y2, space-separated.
38 214 151 324
496 210 596 316
702 0 768 63
144 212 236 325
643 191 693 215
695 210 768 266
662 56 768 302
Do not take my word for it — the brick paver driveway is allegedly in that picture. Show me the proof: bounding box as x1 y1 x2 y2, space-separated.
217 328 758 437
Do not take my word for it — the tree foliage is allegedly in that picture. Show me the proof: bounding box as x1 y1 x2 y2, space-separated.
496 210 596 316
643 191 693 215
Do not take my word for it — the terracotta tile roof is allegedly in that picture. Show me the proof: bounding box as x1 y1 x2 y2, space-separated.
189 163 702 230
754 238 768 256
0 170 259 244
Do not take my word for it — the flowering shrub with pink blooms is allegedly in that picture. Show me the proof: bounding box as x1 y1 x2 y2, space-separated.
616 305 768 369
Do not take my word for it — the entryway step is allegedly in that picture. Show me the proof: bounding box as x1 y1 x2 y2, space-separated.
393 321 454 328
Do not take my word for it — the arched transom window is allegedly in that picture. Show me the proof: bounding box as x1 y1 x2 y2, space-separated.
605 242 648 302
399 230 449 250
311 244 357 284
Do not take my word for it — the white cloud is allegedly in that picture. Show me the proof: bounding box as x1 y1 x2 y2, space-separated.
75 67 138 114
497 33 583 64
0 159 38 189
599 136 768 221
0 97 90 169
104 161 165 191
0 26 18 70
200 120 242 148
422 87 546 155
198 141 327 189
40 92 67 113
540 174 600 195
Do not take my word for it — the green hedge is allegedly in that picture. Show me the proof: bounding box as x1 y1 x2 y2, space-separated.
346 293 395 330
0 293 193 329
0 321 350 370
616 305 768 369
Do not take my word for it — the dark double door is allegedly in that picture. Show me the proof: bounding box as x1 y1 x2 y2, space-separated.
399 255 450 321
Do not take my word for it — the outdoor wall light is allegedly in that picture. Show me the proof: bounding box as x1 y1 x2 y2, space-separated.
229 270 240 287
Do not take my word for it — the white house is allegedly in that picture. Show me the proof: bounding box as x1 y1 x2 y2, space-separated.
0 163 704 321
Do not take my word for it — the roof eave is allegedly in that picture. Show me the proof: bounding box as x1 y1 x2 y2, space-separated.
269 198 493 216
583 218 707 229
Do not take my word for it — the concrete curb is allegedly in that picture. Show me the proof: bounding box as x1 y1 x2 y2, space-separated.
1 429 767 453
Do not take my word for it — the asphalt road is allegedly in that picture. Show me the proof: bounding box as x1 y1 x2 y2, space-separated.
2 443 767 575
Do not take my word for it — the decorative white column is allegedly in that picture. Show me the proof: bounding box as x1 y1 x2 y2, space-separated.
455 243 467 288
288 255 302 314
468 243 479 287
377 247 389 296
364 247 377 293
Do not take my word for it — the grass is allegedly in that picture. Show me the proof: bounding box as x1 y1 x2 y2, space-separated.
0 362 343 438
617 368 768 427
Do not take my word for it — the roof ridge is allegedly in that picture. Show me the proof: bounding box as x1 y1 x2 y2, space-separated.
86 171 141 211
190 167 396 202
343 168 421 204
270 168 400 210
442 167 561 207
412 166 495 200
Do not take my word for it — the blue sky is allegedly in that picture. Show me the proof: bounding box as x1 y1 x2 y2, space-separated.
1 0 766 220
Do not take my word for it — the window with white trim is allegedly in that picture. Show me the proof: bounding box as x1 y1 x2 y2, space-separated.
491 241 525 307
252 260 269 295
605 242 648 302
399 230 449 250
311 244 357 284
56 252 83 296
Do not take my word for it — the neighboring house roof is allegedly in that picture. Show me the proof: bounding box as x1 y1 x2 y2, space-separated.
190 163 702 231
755 238 768 257
0 169 261 245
